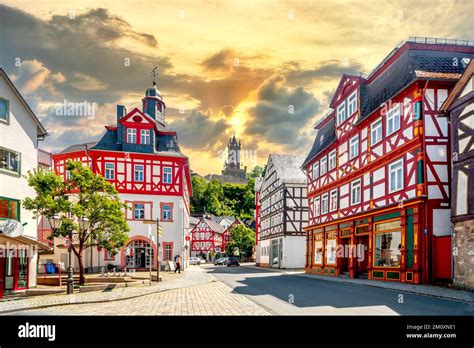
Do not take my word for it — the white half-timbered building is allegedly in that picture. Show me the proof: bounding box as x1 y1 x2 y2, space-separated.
255 154 308 268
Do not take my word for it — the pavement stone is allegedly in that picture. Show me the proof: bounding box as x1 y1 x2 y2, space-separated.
240 263 474 303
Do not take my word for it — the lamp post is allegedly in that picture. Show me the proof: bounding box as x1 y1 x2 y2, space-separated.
78 217 91 283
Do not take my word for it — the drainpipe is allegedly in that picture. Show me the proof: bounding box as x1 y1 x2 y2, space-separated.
421 80 430 284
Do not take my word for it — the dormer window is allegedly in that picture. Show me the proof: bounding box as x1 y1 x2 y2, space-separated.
337 103 346 125
140 129 150 145
348 90 358 116
336 89 358 126
127 128 137 143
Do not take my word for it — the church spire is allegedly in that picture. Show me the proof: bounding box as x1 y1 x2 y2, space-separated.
142 65 166 124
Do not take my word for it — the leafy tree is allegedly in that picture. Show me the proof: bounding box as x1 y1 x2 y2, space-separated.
226 224 256 260
23 160 130 285
190 175 208 213
247 165 265 179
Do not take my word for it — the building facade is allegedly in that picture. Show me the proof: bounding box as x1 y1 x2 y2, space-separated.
51 80 193 271
440 60 474 289
303 38 474 284
0 68 48 298
256 154 308 269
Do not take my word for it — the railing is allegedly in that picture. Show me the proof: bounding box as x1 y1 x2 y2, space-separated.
408 36 474 46
38 149 52 167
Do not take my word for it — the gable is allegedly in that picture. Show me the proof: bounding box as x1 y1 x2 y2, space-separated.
330 75 361 109
119 107 154 127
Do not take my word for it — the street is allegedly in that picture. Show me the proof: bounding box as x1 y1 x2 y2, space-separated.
9 264 473 316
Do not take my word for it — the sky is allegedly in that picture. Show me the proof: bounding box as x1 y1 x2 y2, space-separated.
0 0 473 176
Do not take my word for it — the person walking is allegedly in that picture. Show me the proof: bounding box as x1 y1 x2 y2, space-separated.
174 255 181 274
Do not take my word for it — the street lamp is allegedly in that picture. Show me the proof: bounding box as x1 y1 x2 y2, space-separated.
48 215 74 295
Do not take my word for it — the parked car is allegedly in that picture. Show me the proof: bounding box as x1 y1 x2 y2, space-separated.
199 257 207 264
226 256 240 267
214 257 228 265
189 257 201 265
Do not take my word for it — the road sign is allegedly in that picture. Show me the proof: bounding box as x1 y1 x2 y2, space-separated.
185 235 190 241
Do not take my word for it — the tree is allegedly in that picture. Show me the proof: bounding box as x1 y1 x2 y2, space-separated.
23 160 130 285
226 224 256 260
247 165 265 179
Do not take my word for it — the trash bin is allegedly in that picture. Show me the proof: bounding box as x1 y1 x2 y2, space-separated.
46 263 56 274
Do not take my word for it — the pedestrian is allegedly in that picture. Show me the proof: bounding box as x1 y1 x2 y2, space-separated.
174 255 181 274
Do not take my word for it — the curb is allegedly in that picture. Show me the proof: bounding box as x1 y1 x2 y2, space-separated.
0 271 214 314
240 264 474 303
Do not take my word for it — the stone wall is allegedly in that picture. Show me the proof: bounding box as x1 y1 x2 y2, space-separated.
453 219 474 290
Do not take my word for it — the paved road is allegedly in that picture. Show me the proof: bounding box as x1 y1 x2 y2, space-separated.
203 265 474 315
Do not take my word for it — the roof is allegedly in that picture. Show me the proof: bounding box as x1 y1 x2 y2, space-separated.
0 68 47 137
254 177 263 191
59 141 99 154
204 218 226 234
440 59 474 112
189 216 200 226
302 117 336 167
269 154 307 184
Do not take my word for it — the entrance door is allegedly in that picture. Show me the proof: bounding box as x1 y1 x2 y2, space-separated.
356 235 369 277
0 258 4 299
339 238 349 274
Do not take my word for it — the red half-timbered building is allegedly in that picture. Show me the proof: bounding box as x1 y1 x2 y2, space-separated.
51 80 193 271
303 38 474 284
190 218 225 258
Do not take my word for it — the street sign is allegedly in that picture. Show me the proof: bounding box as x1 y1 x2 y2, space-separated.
185 235 190 241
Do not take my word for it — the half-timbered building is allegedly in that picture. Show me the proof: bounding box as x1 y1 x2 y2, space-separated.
52 80 193 271
190 217 225 259
256 154 308 268
440 59 474 290
303 38 474 284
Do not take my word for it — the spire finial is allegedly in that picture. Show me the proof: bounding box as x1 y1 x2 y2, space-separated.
151 65 158 87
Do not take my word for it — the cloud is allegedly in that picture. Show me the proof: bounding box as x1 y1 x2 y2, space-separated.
169 109 230 150
9 59 65 95
201 49 236 73
245 75 321 146
70 73 108 91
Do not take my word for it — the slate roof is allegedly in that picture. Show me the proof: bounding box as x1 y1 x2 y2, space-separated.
302 118 335 167
204 218 226 234
59 141 99 154
269 154 307 184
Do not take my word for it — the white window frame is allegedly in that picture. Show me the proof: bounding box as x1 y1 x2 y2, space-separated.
349 134 359 160
134 164 144 182
329 189 338 212
337 102 346 125
105 162 115 180
320 156 328 175
350 179 362 205
134 203 145 220
140 129 150 145
312 162 319 180
371 118 383 146
163 167 173 184
328 150 336 171
127 128 137 143
388 158 404 193
314 197 320 217
162 205 172 221
321 193 329 214
348 90 358 117
386 103 401 136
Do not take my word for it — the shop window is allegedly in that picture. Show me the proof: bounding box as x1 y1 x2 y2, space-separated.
374 220 402 267
326 238 337 265
314 240 323 264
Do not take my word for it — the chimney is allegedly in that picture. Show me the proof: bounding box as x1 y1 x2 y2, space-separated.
117 105 126 144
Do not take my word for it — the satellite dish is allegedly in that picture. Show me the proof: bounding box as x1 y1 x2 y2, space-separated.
0 219 24 238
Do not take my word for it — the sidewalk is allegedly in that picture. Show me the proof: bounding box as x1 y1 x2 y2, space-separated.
0 266 214 314
240 263 474 303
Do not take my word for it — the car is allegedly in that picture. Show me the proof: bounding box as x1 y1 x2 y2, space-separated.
199 257 207 264
189 257 201 265
214 257 228 265
226 257 240 267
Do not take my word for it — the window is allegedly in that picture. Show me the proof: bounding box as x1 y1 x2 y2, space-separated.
326 238 337 265
328 150 336 171
105 163 115 180
134 164 144 182
349 135 359 159
314 240 323 264
337 102 346 125
127 128 137 143
351 179 361 205
321 193 329 214
65 170 71 181
329 189 338 212
0 148 21 175
374 220 402 267
371 119 383 146
314 197 320 217
162 204 172 221
386 104 401 136
348 90 358 116
0 98 9 123
134 203 145 220
104 250 115 261
320 156 327 175
0 197 19 220
17 249 28 289
163 167 172 184
388 159 404 193
140 129 150 144
164 243 173 261
312 162 319 180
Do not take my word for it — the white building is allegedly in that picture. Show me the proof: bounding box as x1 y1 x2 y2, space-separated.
0 68 48 298
255 154 308 269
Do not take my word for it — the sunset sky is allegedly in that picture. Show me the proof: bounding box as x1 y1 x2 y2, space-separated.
1 0 473 175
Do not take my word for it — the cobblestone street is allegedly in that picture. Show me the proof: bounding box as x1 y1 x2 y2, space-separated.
15 281 271 316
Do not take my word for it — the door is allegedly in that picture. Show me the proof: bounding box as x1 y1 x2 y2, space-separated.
339 238 349 273
356 235 369 275
0 258 4 299
433 236 452 281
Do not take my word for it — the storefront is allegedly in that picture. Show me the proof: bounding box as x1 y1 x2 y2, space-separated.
306 205 424 284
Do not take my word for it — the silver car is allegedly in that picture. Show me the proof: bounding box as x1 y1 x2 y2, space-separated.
189 257 201 265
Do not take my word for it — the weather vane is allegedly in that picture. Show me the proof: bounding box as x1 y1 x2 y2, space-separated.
151 65 158 86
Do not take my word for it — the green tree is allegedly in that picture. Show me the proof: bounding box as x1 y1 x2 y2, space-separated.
247 165 265 179
226 224 256 260
190 175 208 213
23 160 130 285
